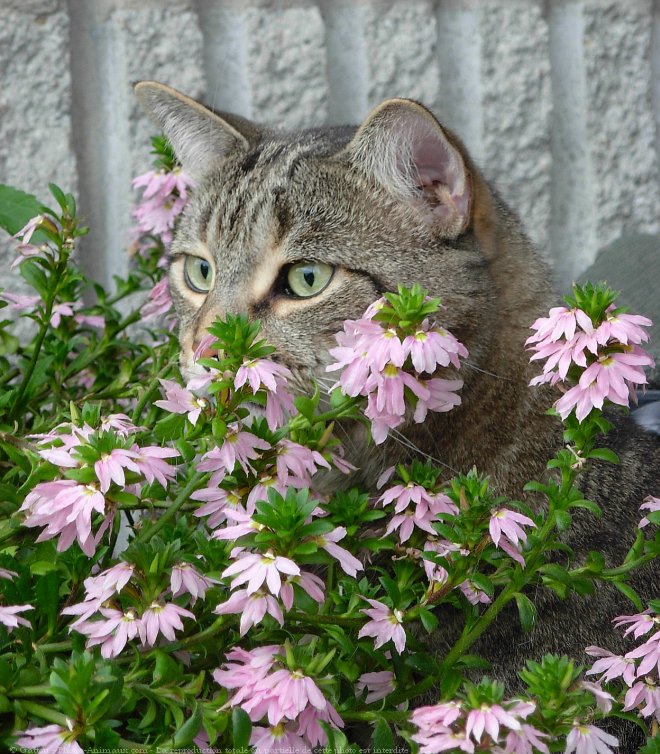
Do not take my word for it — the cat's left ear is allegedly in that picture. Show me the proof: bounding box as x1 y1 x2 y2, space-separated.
345 98 473 238
134 81 255 179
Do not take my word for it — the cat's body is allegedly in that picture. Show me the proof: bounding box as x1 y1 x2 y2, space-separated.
136 83 658 750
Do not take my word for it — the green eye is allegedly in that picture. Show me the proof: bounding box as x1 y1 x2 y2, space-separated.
184 256 213 293
286 261 334 298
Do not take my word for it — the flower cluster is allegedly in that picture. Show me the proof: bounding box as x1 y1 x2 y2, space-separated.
411 697 548 754
586 605 660 724
61 559 209 658
19 414 178 556
328 285 467 443
131 167 193 254
527 284 654 421
214 645 343 751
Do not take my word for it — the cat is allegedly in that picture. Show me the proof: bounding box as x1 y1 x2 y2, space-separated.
135 81 659 750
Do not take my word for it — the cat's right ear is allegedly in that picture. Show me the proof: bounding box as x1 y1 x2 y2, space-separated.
344 98 476 239
134 81 254 179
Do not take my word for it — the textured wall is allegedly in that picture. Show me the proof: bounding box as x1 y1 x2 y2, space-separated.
0 0 658 294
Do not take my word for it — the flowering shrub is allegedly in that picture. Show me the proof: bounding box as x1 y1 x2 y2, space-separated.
0 141 658 753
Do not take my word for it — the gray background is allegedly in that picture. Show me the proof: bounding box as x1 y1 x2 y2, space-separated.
0 0 659 298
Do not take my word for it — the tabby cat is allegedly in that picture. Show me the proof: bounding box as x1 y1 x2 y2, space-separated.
135 81 659 750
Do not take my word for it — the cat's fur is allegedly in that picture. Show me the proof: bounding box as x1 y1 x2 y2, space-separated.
136 82 658 749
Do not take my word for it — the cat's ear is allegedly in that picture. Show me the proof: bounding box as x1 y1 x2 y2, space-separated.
134 81 255 178
345 98 472 238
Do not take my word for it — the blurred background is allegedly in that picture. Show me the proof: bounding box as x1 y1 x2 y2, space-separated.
0 0 658 315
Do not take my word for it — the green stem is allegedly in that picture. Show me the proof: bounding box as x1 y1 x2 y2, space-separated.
342 710 412 723
166 615 229 651
602 552 659 578
0 367 19 386
137 472 208 543
16 700 68 726
9 685 53 698
287 611 362 627
36 641 72 653
131 361 174 424
9 266 62 418
387 674 440 706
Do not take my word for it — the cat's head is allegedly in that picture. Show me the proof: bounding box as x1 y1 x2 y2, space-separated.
134 82 508 398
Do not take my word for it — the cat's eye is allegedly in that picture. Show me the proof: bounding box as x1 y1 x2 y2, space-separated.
184 256 214 293
286 261 334 298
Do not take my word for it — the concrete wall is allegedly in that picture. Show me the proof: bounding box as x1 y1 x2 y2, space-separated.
1 0 658 294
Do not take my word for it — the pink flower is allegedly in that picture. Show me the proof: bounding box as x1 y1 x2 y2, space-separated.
275 439 330 486
384 504 441 543
564 724 618 754
20 480 106 556
0 568 17 581
402 323 468 373
585 646 637 686
192 486 246 527
250 724 311 754
578 349 654 404
79 607 141 658
280 571 325 611
132 168 193 247
595 307 652 346
61 563 135 628
155 379 207 425
411 701 463 732
0 604 33 630
235 358 292 394
295 703 344 747
214 588 284 636
141 277 174 320
213 645 280 695
170 562 214 603
244 667 331 726
527 306 594 345
222 551 300 597
413 377 463 421
211 507 263 541
1 292 40 311
459 580 491 605
15 723 84 754
356 670 396 703
128 444 179 487
50 301 79 327
623 678 660 721
101 414 142 435
358 598 406 654
489 508 536 566
625 633 660 676
93 448 141 493
138 601 194 646
613 610 659 639
580 681 615 713
503 724 550 754
639 496 660 528
315 527 363 576
197 428 270 482
465 703 522 743
365 364 430 417
422 539 455 584
379 482 450 517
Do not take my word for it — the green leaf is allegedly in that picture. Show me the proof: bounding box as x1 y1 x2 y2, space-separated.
418 607 439 634
588 447 619 464
232 706 252 751
372 718 394 754
35 570 60 632
0 184 46 237
613 581 643 612
172 703 202 747
514 593 537 632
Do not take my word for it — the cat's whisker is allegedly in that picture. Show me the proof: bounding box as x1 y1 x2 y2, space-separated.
462 361 513 381
389 427 459 475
